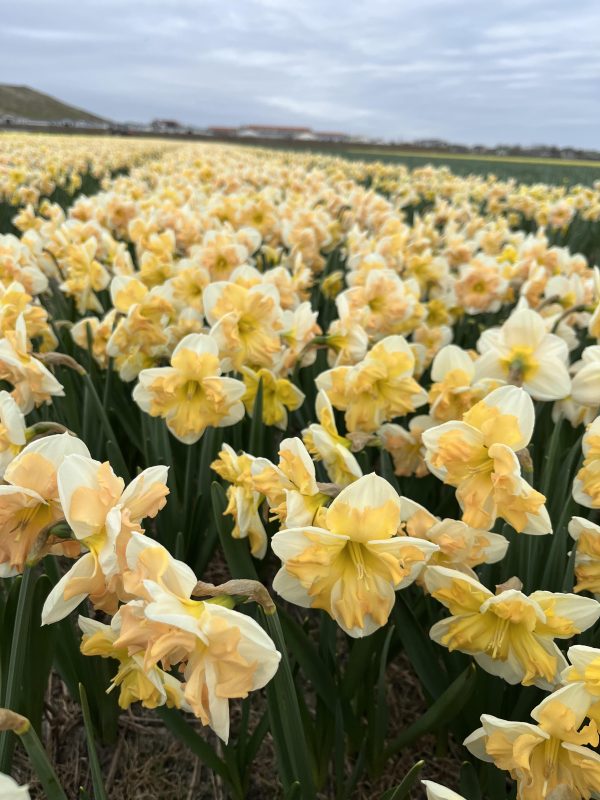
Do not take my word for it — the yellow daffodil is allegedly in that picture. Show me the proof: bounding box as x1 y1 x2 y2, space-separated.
428 344 499 422
79 615 188 711
475 307 571 401
0 314 64 413
422 385 551 533
400 496 508 576
41 457 169 622
211 444 267 558
133 333 246 444
568 517 600 596
573 417 600 508
378 415 435 478
0 433 89 576
203 281 283 370
271 474 438 637
0 390 26 477
424 566 600 687
302 390 362 487
251 437 328 528
316 335 428 434
464 684 600 800
241 366 304 430
141 579 281 742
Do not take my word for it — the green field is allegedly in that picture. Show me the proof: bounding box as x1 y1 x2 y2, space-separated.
336 147 600 186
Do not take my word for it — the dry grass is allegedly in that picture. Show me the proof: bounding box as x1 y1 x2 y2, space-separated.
11 652 460 800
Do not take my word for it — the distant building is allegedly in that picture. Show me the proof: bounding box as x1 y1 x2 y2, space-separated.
151 119 183 132
238 125 312 139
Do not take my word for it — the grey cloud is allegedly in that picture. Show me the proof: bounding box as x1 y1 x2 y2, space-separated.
1 0 598 147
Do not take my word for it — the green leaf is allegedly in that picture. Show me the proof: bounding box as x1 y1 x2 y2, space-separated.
0 568 36 772
79 684 108 800
393 594 448 699
279 611 337 712
10 713 68 800
384 664 476 760
259 608 317 800
380 760 425 800
459 761 483 800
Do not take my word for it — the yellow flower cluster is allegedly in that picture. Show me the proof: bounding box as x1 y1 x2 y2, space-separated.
3 134 600 796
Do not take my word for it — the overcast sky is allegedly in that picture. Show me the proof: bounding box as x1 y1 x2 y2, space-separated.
2 0 599 147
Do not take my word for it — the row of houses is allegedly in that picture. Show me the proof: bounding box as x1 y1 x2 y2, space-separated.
149 121 353 142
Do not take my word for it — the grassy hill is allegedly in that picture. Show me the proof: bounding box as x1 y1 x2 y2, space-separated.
0 84 106 123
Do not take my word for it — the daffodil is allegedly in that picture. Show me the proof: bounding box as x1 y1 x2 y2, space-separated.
379 416 435 478
464 684 600 800
573 417 600 508
211 444 267 558
302 390 362 487
422 781 465 800
0 390 25 477
79 615 188 711
141 579 281 742
0 773 30 799
568 517 600 596
400 496 508 576
251 437 328 528
0 433 89 576
428 344 499 422
422 385 551 533
316 335 428 434
203 281 283 370
41 458 169 622
424 566 600 687
561 645 600 725
241 366 304 430
475 307 571 401
0 314 64 413
132 333 245 444
271 474 438 637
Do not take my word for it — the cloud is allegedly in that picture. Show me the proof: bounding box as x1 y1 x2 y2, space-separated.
1 0 598 147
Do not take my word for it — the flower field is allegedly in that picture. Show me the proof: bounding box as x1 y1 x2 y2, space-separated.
2 133 600 798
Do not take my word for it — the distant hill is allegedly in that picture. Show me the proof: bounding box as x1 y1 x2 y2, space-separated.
0 85 106 123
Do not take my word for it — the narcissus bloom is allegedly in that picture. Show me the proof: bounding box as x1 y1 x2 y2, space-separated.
422 781 465 800
271 474 438 637
0 390 26 477
142 579 281 742
424 566 600 687
400 496 508 577
42 457 169 622
573 417 600 508
316 335 427 433
465 684 600 800
252 437 328 528
0 773 30 799
302 389 362 487
241 366 304 430
475 307 571 401
204 281 283 370
133 333 245 444
569 517 600 596
0 314 64 413
0 433 89 576
379 415 435 478
428 344 498 423
79 615 188 711
561 645 600 725
211 444 267 558
422 385 551 533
